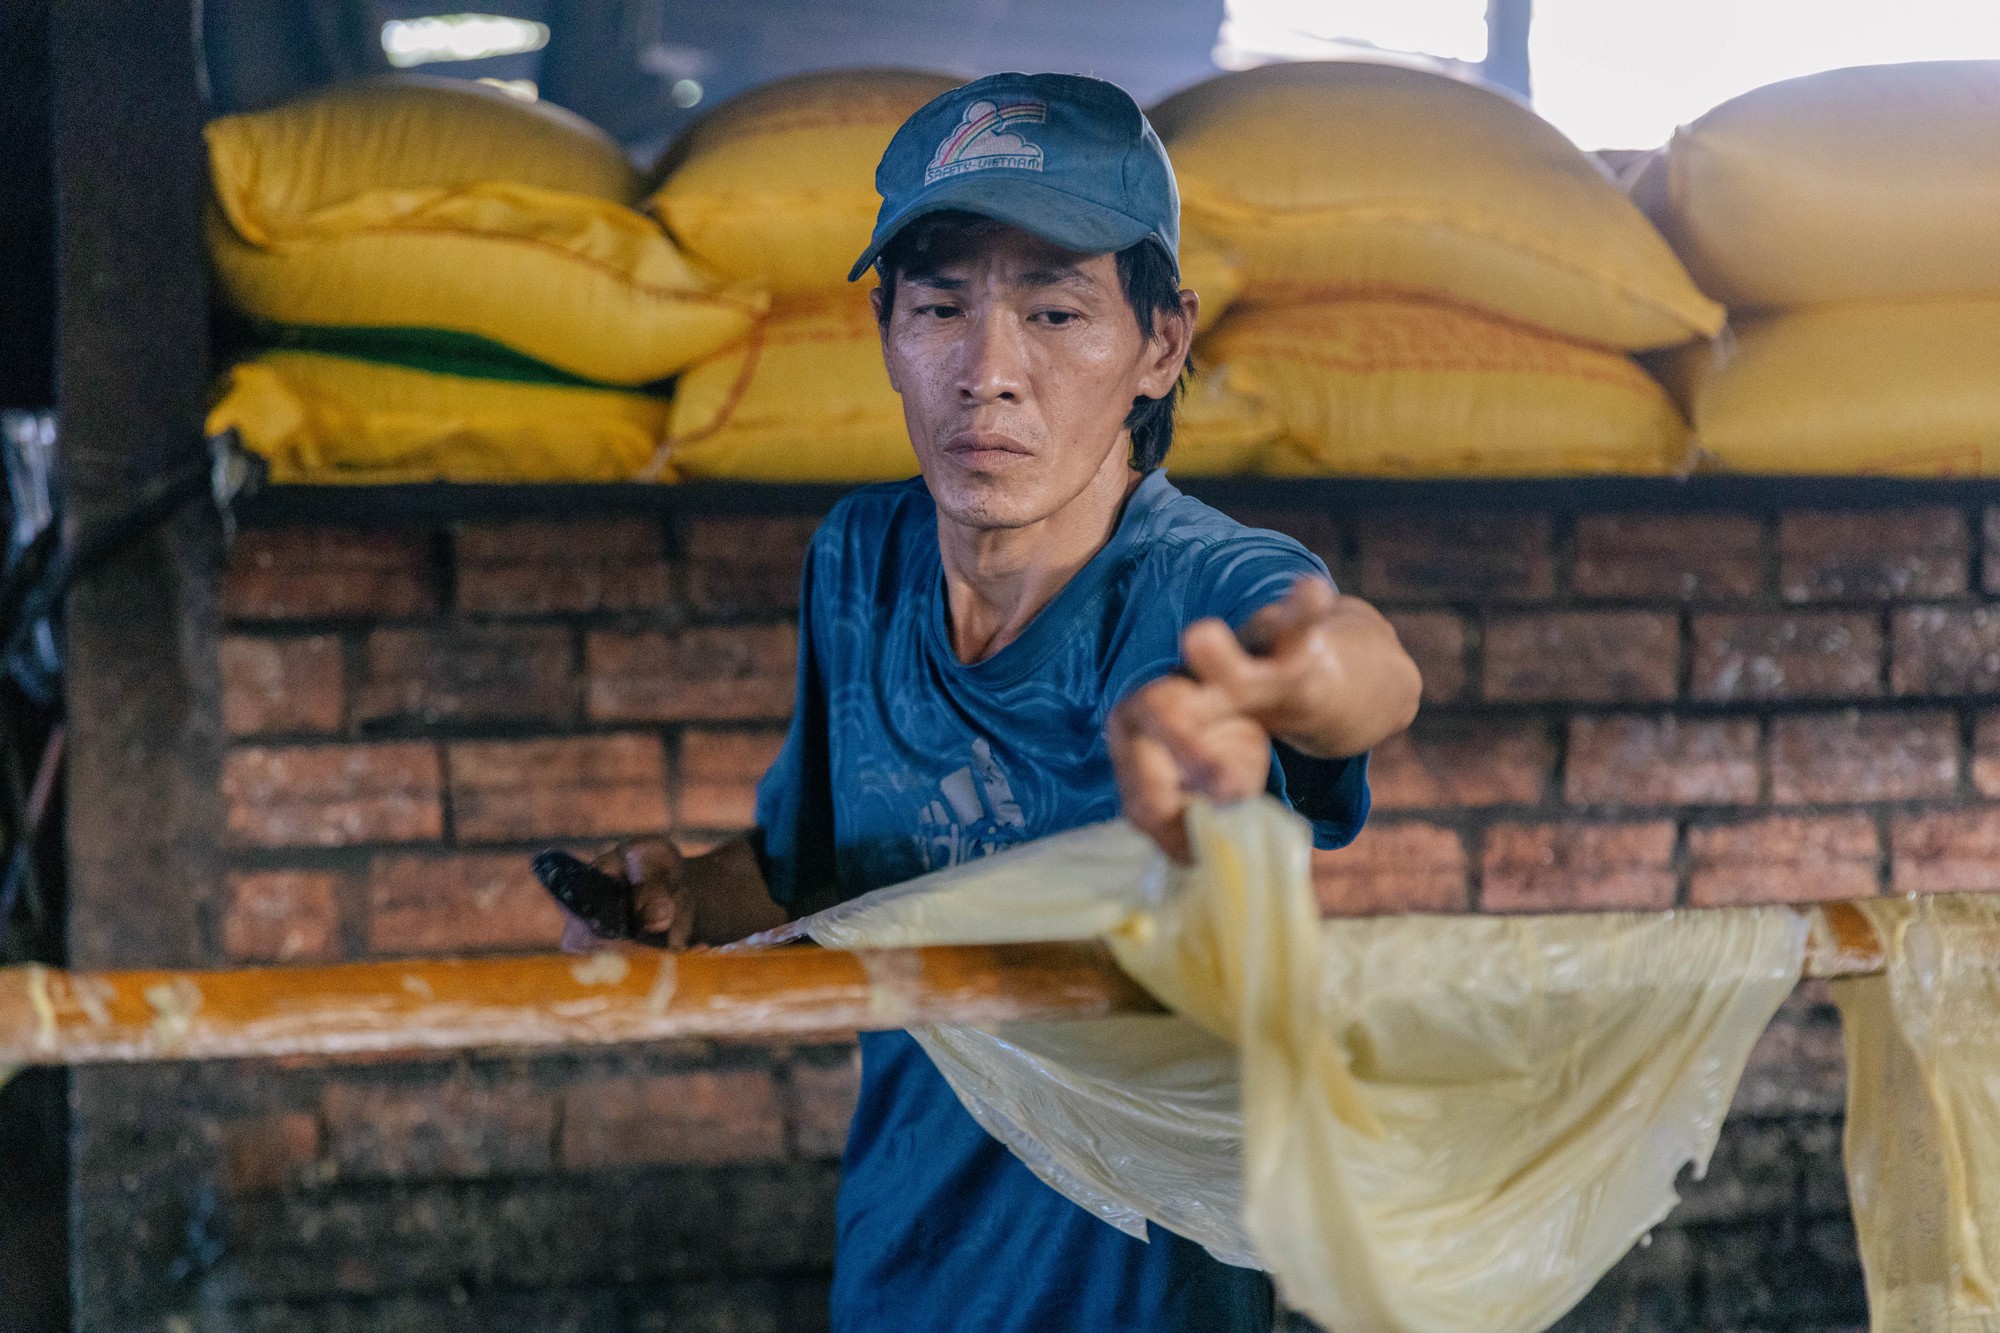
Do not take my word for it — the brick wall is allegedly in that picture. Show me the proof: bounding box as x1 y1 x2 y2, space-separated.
87 496 2000 1328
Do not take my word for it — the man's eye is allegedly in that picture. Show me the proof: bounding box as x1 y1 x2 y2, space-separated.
1035 310 1078 326
917 304 961 319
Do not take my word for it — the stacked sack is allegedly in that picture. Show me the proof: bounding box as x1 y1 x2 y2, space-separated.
1634 61 2000 475
1156 62 1722 477
205 77 765 483
648 70 957 482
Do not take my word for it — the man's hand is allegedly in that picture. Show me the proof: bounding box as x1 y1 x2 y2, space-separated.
1107 576 1421 862
556 836 785 953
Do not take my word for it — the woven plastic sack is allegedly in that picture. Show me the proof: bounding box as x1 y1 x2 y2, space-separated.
802 797 1805 1332
1151 63 1722 351
665 291 916 482
207 78 763 385
648 69 961 298
1631 61 2000 311
1681 301 2000 476
1200 301 1690 478
208 350 670 484
1833 895 2000 1332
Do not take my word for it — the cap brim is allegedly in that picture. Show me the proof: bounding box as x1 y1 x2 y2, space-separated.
848 175 1162 281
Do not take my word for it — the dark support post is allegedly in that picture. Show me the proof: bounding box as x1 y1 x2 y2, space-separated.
1484 0 1532 100
51 2 226 1324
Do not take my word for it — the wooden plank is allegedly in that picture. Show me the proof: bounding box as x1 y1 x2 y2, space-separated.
52 1 220 972
0 905 1884 1067
0 942 1163 1066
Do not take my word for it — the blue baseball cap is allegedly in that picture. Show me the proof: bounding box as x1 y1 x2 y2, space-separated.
848 72 1180 282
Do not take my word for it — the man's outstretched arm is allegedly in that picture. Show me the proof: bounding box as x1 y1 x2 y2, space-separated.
1108 575 1421 862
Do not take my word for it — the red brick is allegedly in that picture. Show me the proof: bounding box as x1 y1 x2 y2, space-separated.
1892 807 2000 894
1312 823 1469 915
586 626 796 722
1481 821 1677 912
1770 710 1959 805
454 519 671 616
1385 611 1467 705
1691 612 1883 702
223 528 436 620
365 852 567 955
559 1069 786 1169
679 730 788 829
221 870 343 963
787 1049 861 1159
446 734 669 843
219 635 344 736
1368 720 1551 810
1481 611 1679 703
355 624 576 726
222 743 443 848
1983 508 2000 594
683 515 820 616
1565 715 1760 806
322 1076 554 1180
1687 815 1880 906
1892 607 2000 696
1778 509 1967 602
1356 514 1553 602
1973 712 2000 797
219 1111 322 1194
1570 514 1765 600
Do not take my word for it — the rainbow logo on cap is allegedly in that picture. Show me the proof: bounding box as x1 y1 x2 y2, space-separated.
925 99 1048 184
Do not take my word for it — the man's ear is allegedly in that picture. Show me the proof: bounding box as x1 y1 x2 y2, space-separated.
1136 290 1199 400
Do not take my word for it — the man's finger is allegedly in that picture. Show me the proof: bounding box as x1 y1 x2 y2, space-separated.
1111 721 1193 863
559 912 601 955
1238 575 1339 657
1182 618 1284 712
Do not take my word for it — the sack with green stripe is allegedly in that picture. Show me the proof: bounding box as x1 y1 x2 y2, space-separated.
205 78 765 386
208 346 671 484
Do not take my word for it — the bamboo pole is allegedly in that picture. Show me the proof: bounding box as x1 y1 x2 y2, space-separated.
0 905 1887 1068
0 941 1161 1068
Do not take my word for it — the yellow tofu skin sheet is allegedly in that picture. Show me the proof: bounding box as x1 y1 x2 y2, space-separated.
805 798 1806 1332
1835 895 2000 1332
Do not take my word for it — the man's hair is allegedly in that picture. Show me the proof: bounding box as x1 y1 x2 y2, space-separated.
873 211 1191 471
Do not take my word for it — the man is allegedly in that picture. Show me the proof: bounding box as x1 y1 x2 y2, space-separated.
556 72 1422 1332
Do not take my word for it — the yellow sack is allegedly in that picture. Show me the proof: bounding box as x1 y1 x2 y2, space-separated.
1687 301 2000 476
803 798 1806 1332
208 351 669 484
648 69 961 299
1632 62 2000 311
1202 301 1690 477
1179 229 1244 333
666 292 916 482
1152 63 1722 351
1833 895 2000 1332
1170 363 1282 477
207 79 763 385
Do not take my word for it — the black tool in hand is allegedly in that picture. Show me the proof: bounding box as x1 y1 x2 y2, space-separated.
532 850 634 940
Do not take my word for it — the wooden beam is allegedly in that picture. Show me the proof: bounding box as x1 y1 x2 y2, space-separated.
0 905 1885 1068
0 942 1163 1066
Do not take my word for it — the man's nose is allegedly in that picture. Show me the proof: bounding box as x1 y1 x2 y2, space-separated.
956 309 1028 405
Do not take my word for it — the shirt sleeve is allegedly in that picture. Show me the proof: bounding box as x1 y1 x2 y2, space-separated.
1192 532 1372 852
749 532 840 914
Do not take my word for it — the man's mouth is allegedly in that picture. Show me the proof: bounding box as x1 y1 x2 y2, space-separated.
942 432 1034 467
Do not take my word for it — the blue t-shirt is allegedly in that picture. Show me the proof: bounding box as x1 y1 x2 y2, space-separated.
753 470 1371 1333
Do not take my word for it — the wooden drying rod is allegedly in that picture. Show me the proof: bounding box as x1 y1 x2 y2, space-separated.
0 904 1884 1068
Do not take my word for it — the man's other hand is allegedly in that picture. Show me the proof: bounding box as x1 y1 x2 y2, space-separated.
1107 575 1421 862
558 839 692 953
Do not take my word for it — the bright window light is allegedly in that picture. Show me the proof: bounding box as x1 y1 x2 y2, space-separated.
381 14 550 69
1532 0 2000 149
1217 0 1487 70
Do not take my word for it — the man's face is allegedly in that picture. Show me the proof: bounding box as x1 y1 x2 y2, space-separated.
873 222 1188 532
